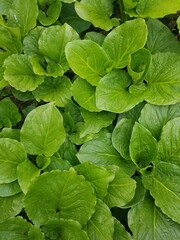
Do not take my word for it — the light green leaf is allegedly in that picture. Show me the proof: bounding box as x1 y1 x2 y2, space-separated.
0 0 12 15
112 118 134 160
85 31 105 46
80 108 116 138
75 0 119 31
157 117 180 166
104 165 136 208
11 0 38 37
0 138 27 184
60 3 91 34
139 103 180 140
38 0 62 26
0 97 21 128
39 23 79 72
130 122 158 168
65 39 112 86
0 217 44 240
3 54 44 92
43 219 88 240
145 52 180 105
17 159 40 194
36 155 51 170
102 18 147 68
77 132 136 176
84 199 114 240
130 0 180 18
128 193 180 240
96 70 143 113
20 103 66 156
146 18 180 54
0 193 24 223
75 162 114 199
25 169 96 226
177 16 180 33
127 48 151 84
113 218 133 240
0 181 21 197
33 76 72 107
142 162 180 224
72 77 100 112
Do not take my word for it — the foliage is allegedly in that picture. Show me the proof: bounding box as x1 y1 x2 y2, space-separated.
0 0 180 239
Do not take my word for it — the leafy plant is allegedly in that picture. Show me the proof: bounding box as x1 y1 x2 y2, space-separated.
0 0 180 239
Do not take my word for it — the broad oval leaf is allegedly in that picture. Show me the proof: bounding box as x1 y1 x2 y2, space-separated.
3 54 44 92
77 132 136 176
96 69 143 113
72 77 100 112
84 199 114 240
104 165 136 208
43 219 88 240
130 122 158 168
0 138 27 184
139 103 180 140
20 103 66 156
0 181 21 197
0 193 24 223
128 193 180 240
145 52 180 105
157 117 180 166
33 76 72 107
39 23 79 72
24 169 96 226
0 97 21 128
142 162 180 224
65 39 112 86
102 18 147 68
75 162 114 199
0 216 44 240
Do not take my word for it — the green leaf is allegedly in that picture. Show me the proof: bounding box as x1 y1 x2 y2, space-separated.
85 31 105 46
146 18 180 54
80 108 116 138
128 193 180 240
60 3 91 34
102 18 147 68
39 23 79 73
3 54 44 92
84 199 114 240
17 159 40 194
145 52 180 105
43 219 88 240
0 181 21 197
72 77 100 112
0 128 20 141
38 0 62 26
138 103 180 140
75 0 119 31
0 217 44 240
75 162 114 199
33 76 72 107
156 117 180 166
77 132 136 176
0 193 24 223
112 118 134 160
127 48 151 84
129 122 158 168
113 218 133 240
25 169 96 226
142 162 180 224
20 103 66 156
129 0 180 18
104 165 136 208
0 138 27 184
177 16 180 33
44 156 71 172
65 39 112 86
0 97 21 128
96 69 143 113
11 0 38 37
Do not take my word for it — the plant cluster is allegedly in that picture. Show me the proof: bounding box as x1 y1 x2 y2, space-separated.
0 0 180 239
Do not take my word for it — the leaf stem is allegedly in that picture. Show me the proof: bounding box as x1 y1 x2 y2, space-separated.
118 0 128 23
